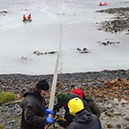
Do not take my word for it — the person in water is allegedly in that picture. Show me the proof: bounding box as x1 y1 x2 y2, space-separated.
27 14 32 21
23 14 32 22
23 14 26 22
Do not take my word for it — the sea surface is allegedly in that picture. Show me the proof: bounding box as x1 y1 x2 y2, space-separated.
0 0 129 75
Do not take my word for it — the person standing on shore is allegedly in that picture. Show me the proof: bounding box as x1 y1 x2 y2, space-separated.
72 88 101 117
66 97 101 129
20 79 54 129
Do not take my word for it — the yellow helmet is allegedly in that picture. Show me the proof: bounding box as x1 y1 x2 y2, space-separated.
68 97 84 116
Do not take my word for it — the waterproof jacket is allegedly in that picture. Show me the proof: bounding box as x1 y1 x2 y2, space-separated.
20 89 46 129
83 94 101 117
66 110 101 129
55 93 92 128
72 88 101 117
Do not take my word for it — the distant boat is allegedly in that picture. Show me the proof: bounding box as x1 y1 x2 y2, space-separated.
23 14 32 23
23 18 32 23
99 2 108 6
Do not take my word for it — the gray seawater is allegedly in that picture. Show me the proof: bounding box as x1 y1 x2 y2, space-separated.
0 0 129 75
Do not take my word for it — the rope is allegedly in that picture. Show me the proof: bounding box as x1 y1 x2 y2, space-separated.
48 24 62 110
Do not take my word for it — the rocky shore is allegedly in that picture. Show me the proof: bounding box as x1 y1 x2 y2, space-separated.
97 7 129 34
0 69 129 129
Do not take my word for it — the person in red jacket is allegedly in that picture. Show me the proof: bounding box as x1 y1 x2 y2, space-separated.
23 15 26 22
72 88 101 117
27 14 32 21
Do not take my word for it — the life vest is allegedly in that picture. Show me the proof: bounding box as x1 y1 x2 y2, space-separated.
23 15 26 21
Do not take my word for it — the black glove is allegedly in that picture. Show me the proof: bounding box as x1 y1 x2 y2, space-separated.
53 105 60 116
55 115 68 128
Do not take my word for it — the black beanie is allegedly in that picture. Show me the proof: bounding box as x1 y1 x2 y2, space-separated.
36 80 49 91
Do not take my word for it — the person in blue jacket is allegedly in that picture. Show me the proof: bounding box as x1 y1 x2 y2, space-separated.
20 80 54 129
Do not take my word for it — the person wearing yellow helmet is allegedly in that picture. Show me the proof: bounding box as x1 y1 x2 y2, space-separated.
54 93 92 128
67 97 101 129
68 97 84 116
72 88 101 117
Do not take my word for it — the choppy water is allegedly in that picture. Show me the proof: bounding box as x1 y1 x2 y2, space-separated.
0 0 129 75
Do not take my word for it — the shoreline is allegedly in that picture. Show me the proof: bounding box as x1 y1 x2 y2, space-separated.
0 69 129 92
0 69 129 129
0 69 129 101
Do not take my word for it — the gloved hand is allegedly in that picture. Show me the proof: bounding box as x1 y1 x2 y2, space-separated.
45 109 53 117
46 116 54 124
53 105 60 112
55 115 67 128
53 105 60 116
55 115 66 122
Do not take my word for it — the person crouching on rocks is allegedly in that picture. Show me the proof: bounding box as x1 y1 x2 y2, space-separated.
72 88 101 117
54 93 92 128
20 79 54 129
66 97 101 129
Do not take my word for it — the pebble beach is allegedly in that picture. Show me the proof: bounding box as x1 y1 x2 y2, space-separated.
0 69 129 129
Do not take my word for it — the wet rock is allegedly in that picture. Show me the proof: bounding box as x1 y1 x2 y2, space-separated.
98 40 120 46
48 51 57 54
121 99 129 105
76 48 89 53
19 56 28 61
116 124 121 128
106 122 113 128
105 112 114 117
0 11 8 16
124 115 129 121
124 126 129 129
33 50 57 55
97 7 129 34
113 111 122 116
9 120 16 123
33 51 43 55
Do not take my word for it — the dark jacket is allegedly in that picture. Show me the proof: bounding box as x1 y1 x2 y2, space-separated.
20 89 46 129
66 110 101 129
83 94 101 117
55 93 92 128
